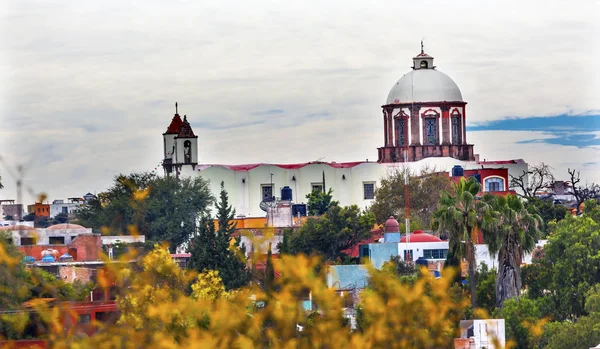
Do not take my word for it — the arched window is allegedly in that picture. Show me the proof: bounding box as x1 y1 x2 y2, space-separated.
485 177 504 192
425 118 437 145
396 118 406 147
452 117 460 144
420 60 428 68
183 140 192 163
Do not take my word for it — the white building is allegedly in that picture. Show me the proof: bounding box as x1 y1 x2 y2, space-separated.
49 198 85 218
161 47 529 218
0 223 92 246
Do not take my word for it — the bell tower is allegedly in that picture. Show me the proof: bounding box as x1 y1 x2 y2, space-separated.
162 102 198 176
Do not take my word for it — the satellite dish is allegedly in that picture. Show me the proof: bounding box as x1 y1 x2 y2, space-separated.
259 198 278 212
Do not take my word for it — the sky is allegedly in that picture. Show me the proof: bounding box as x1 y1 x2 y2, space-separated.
0 0 599 204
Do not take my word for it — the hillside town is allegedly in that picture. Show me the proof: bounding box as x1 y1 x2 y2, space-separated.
1 0 599 345
1 41 599 349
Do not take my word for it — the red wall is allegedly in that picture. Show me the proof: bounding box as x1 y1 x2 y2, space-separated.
18 235 101 261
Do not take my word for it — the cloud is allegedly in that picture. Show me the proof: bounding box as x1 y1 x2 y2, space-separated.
0 0 598 204
468 113 600 147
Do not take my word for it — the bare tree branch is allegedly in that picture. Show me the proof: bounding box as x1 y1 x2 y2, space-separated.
509 163 554 198
568 168 599 215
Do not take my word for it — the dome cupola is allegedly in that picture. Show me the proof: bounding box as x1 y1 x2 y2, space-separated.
386 42 463 105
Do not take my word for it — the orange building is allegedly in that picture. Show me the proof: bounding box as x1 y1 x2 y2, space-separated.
27 202 50 217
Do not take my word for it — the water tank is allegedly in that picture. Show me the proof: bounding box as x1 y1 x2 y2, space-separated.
451 165 464 177
292 204 307 217
281 186 293 201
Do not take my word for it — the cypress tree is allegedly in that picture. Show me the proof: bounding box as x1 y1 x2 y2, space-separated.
189 181 249 290
264 243 275 293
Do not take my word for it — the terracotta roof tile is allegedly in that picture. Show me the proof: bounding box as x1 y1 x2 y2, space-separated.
164 114 183 134
177 116 196 138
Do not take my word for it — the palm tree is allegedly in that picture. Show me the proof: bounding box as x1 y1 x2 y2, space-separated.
484 193 541 307
434 177 495 308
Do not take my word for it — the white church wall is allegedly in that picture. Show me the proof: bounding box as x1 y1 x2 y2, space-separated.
164 134 177 160
193 157 528 218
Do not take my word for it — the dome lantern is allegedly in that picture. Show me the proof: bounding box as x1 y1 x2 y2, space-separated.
413 40 435 70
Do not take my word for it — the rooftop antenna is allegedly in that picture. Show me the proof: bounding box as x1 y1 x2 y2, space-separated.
175 102 178 115
421 38 424 54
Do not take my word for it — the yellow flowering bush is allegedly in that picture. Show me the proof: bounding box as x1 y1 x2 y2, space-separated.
5 237 523 348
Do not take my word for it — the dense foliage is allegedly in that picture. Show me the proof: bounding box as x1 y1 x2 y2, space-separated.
1 242 471 348
188 182 249 290
283 205 375 261
433 177 495 308
76 172 213 251
305 188 338 216
523 200 600 321
370 167 451 229
523 197 568 237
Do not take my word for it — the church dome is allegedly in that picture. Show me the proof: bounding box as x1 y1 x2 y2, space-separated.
385 46 463 105
386 69 463 105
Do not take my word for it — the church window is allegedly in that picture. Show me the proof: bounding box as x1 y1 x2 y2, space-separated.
261 185 273 202
49 236 65 245
311 183 323 193
363 182 375 200
452 117 460 144
397 119 406 147
183 140 192 163
485 177 504 192
425 118 437 145
420 60 428 68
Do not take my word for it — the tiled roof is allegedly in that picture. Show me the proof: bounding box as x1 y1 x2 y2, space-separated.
177 116 196 138
164 114 183 134
47 223 87 230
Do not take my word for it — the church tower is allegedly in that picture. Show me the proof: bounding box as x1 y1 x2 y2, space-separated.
378 43 475 163
162 102 198 176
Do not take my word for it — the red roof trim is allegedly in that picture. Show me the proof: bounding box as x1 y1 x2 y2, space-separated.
197 161 368 172
476 159 526 165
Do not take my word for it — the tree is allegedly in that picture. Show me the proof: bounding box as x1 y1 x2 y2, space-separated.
0 232 29 309
3 215 14 221
286 205 375 261
433 177 495 308
370 167 451 229
191 270 229 301
493 296 543 349
306 188 338 216
35 216 51 228
23 213 35 222
116 244 194 339
510 163 554 198
485 193 542 307
77 172 213 251
278 228 292 254
539 285 600 349
53 212 68 224
523 197 568 237
188 182 249 290
524 200 600 321
264 243 275 293
475 263 497 315
568 168 599 215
